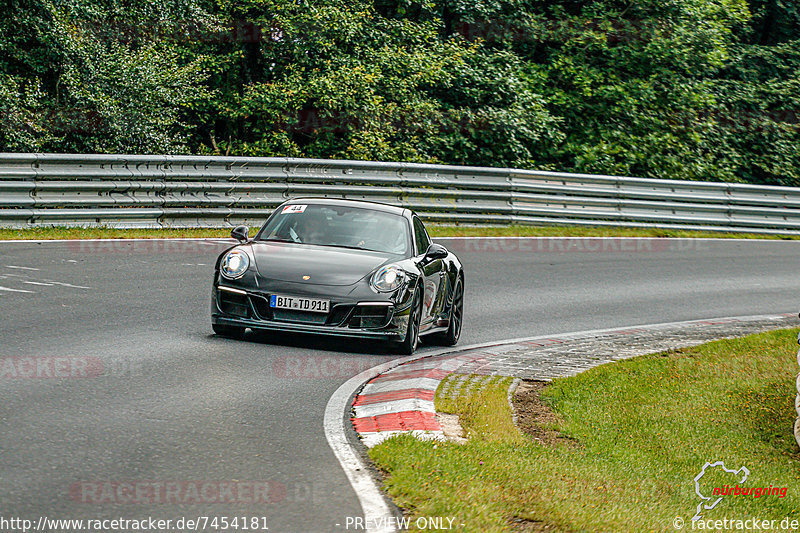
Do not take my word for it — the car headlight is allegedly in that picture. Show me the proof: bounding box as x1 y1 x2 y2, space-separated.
220 249 250 279
371 265 406 292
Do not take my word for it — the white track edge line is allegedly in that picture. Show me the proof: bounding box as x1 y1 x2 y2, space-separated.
324 311 797 533
1 236 799 244
437 236 800 242
0 237 237 244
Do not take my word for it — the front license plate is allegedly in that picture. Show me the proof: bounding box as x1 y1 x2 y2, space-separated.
270 294 330 313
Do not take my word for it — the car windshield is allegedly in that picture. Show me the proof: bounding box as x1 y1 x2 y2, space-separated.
256 203 410 255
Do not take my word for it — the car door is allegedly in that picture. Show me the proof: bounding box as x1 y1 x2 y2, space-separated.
412 216 445 329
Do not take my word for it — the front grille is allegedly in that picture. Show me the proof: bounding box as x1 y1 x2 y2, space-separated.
349 305 393 329
219 291 389 329
272 309 328 324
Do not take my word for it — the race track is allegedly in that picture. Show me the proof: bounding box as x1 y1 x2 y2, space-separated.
0 237 798 532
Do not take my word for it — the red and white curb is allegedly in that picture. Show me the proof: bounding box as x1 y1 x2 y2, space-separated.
349 313 797 448
326 312 795 533
351 354 489 447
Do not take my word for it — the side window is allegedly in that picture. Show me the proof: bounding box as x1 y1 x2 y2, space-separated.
413 216 431 255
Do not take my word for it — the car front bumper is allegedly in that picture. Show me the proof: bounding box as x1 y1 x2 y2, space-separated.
211 284 410 341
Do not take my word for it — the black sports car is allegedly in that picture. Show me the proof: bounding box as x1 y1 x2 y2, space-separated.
211 198 464 354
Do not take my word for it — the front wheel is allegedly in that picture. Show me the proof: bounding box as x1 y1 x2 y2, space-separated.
395 289 421 355
212 323 245 339
433 277 463 346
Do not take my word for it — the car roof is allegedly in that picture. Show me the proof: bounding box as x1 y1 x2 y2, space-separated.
281 197 410 217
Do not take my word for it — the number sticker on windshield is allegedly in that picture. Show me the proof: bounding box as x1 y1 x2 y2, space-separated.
281 205 307 214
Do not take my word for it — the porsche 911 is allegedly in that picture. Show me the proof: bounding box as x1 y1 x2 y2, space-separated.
211 198 464 354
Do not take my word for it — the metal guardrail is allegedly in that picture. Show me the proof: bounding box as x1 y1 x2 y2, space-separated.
2 153 800 233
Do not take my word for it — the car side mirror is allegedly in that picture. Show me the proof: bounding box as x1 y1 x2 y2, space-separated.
424 243 448 261
231 226 249 243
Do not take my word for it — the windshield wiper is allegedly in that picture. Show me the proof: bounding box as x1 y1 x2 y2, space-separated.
315 243 381 252
257 237 296 243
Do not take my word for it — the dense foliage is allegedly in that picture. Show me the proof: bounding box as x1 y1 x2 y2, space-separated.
1 0 797 184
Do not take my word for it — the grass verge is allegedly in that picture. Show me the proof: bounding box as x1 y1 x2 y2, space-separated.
368 329 800 532
0 227 237 240
0 224 798 241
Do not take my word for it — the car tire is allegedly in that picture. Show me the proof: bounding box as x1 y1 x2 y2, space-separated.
396 288 422 355
432 277 463 346
212 323 245 339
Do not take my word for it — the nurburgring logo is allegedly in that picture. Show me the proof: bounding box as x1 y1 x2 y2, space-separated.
691 461 788 522
692 461 750 521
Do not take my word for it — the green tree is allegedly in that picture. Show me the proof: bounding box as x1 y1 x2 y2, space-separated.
0 0 797 185
0 0 214 153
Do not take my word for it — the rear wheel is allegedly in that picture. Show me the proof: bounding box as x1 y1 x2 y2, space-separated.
212 323 245 339
395 289 421 355
433 277 463 346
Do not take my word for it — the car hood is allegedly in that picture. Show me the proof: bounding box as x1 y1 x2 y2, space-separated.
248 241 397 286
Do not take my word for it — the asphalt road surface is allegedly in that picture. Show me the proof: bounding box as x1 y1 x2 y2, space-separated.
0 237 798 532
